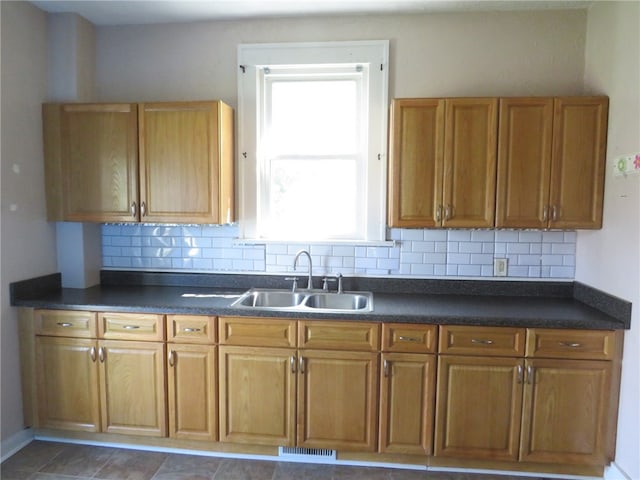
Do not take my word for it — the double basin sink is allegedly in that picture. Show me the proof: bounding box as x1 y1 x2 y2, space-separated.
231 288 373 313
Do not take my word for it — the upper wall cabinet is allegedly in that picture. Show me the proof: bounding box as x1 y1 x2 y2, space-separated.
43 101 234 224
388 98 497 228
496 97 608 229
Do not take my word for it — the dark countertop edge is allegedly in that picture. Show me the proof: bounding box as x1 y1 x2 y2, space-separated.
10 271 631 330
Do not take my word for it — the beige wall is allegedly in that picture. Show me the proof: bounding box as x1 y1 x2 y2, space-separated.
0 1 56 442
95 10 587 103
580 2 640 478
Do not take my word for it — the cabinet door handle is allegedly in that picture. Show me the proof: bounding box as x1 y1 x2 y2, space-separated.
435 205 442 222
383 359 390 377
291 355 296 374
526 365 534 384
517 364 523 384
445 204 452 220
90 346 97 362
98 347 105 363
552 205 559 222
141 201 147 217
56 322 73 327
123 325 140 330
559 341 582 348
168 350 175 367
183 327 201 333
299 356 305 374
471 339 494 345
398 336 420 342
542 205 549 222
130 201 137 218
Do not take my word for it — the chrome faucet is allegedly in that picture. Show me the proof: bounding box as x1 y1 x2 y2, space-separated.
293 250 313 290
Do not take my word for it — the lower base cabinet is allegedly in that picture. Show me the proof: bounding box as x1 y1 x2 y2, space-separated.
21 309 623 477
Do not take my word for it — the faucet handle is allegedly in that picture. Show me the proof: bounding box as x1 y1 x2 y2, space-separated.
285 277 299 292
322 277 337 291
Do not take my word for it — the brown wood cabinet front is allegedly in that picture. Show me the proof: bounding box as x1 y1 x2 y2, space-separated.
434 355 523 461
138 101 234 224
218 345 296 446
297 349 379 452
98 339 167 437
35 336 101 432
44 103 139 222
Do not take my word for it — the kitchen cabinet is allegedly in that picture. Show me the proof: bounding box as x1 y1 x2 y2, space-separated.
43 100 234 224
167 315 217 442
32 310 167 438
434 325 621 467
378 324 437 455
496 97 608 228
218 317 297 446
388 98 497 228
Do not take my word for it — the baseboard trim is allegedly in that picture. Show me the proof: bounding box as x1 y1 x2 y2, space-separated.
604 462 631 480
1 428 34 463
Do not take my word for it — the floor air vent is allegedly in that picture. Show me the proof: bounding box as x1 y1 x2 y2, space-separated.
278 447 337 463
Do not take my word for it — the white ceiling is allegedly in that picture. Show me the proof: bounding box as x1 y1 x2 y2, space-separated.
30 0 592 26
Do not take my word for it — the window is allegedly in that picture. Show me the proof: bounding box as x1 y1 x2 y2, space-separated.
238 41 389 242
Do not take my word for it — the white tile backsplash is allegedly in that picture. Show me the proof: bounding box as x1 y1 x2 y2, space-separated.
102 225 577 279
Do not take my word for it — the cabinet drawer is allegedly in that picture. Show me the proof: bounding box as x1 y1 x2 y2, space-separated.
382 323 437 353
35 310 97 338
526 328 618 360
299 321 380 351
98 313 165 341
168 315 216 344
219 316 296 348
439 325 525 356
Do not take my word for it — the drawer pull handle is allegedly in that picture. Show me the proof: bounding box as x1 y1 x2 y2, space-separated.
560 341 582 348
56 322 73 327
398 336 420 342
123 325 140 330
183 327 201 333
471 339 494 345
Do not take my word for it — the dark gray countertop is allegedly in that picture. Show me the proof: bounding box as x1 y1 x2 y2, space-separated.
10 272 631 330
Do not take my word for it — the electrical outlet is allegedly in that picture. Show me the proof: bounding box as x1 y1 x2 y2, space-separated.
494 258 508 277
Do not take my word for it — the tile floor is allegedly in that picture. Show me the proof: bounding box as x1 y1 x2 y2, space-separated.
1 441 551 480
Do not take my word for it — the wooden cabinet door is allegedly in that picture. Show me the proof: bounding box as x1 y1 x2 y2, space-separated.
496 98 553 228
35 337 100 432
379 353 435 454
520 359 613 465
139 101 230 224
98 340 166 437
55 103 139 222
434 355 523 461
549 97 608 229
388 99 445 227
218 346 296 446
297 350 379 452
442 98 498 228
167 344 217 442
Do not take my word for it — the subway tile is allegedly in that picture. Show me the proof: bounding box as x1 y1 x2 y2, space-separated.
213 259 233 270
242 248 264 260
365 268 391 275
423 230 448 241
541 254 564 266
355 257 377 269
551 266 575 278
564 231 577 242
423 253 447 264
518 231 542 243
411 264 434 276
232 259 256 271
509 266 529 277
507 243 530 254
435 241 447 253
112 257 132 268
470 253 493 265
103 258 113 267
459 242 483 254
324 256 344 268
447 253 470 265
266 244 288 255
529 243 542 254
332 245 355 257
131 237 143 247
103 246 121 257
481 265 494 277
518 255 541 266
111 236 132 247
400 252 423 264
400 229 424 241
367 246 389 258
354 247 367 257
172 258 193 269
541 266 552 277
181 226 203 237
389 247 400 259
446 241 459 253
388 228 402 241
446 265 458 276
458 265 482 277
551 243 575 255
310 245 332 256
102 224 122 236
541 243 552 254
121 247 142 257
377 258 399 270
542 231 564 242
193 258 213 270
150 258 172 269
448 230 472 242
528 266 541 277
150 236 172 248
495 230 519 242
494 242 506 255
563 255 576 266
434 264 446 276
470 230 495 242
412 241 435 253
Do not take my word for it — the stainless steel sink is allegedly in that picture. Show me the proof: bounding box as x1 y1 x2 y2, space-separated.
305 292 370 311
230 288 373 313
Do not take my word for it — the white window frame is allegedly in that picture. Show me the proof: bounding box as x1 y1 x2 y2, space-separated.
237 40 389 243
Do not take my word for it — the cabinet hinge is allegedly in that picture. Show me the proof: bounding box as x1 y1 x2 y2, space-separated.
239 65 246 74
380 63 384 71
